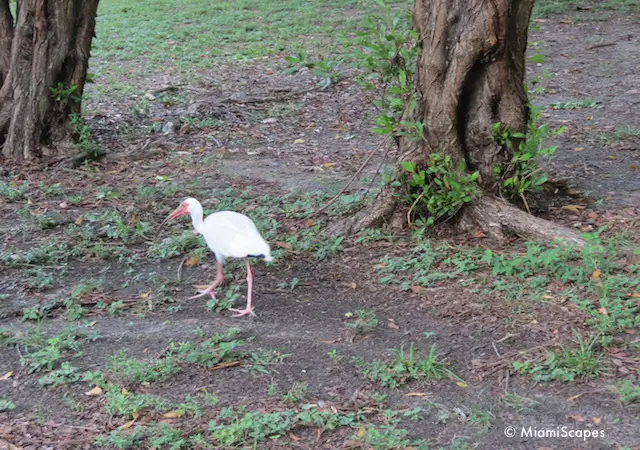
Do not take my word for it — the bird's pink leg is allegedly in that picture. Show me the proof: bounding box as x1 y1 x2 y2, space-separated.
230 259 255 317
189 263 224 299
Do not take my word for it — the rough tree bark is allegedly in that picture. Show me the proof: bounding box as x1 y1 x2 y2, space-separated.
0 0 99 161
335 0 583 246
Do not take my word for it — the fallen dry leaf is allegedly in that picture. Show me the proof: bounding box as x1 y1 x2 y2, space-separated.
85 386 103 396
406 392 430 397
592 417 601 425
293 139 305 144
387 320 399 330
163 409 185 418
288 432 302 441
591 270 601 281
320 339 340 344
209 361 242 371
561 205 584 214
598 307 608 316
567 393 583 401
567 415 587 422
456 381 468 388
184 255 200 266
119 412 139 430
351 283 357 289
119 419 136 430
0 372 12 381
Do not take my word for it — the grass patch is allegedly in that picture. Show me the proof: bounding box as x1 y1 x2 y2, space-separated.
0 180 29 202
352 411 427 449
0 325 99 375
378 230 640 335
549 99 600 110
616 380 640 404
90 0 376 98
344 309 379 332
513 332 605 382
108 351 182 385
0 399 16 412
353 343 461 388
168 328 244 369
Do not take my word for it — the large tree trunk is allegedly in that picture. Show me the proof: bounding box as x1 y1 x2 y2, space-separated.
333 0 584 246
0 0 99 161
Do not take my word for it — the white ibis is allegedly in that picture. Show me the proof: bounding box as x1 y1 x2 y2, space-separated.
160 197 272 317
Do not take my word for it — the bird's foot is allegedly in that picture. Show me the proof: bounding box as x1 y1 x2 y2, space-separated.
229 306 255 318
189 286 216 300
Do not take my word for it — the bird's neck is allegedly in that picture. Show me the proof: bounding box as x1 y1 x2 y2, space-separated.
190 206 204 233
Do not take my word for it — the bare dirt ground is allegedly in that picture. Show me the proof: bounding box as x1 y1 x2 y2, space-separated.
1 5 640 450
532 12 640 208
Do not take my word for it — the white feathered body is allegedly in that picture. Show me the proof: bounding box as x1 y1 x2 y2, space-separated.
194 210 272 264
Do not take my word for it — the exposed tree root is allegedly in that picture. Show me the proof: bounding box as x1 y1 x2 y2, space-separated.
326 189 585 248
458 196 585 247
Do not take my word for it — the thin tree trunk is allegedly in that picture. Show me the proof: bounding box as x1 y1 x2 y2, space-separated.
0 0 12 86
330 0 584 246
0 0 99 161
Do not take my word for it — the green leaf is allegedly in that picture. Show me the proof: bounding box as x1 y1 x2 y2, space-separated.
533 175 548 186
400 161 416 172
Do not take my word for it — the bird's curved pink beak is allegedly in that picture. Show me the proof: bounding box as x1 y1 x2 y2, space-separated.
158 202 189 230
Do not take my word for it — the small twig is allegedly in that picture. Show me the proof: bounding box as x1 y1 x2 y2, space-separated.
150 84 186 95
503 368 510 392
495 333 518 344
491 341 501 358
303 136 390 222
520 192 531 214
588 42 616 50
406 191 425 227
